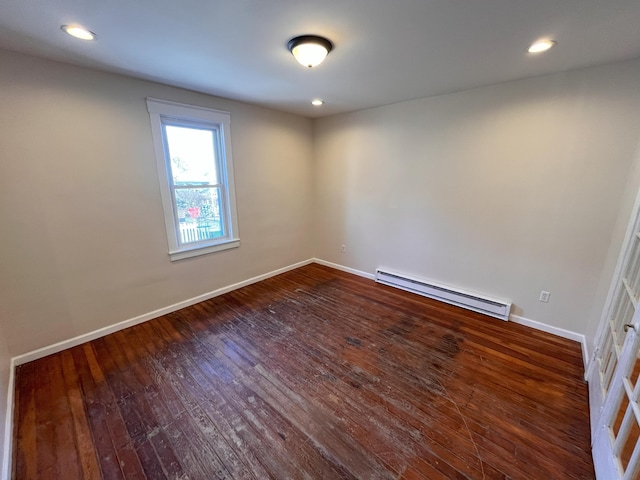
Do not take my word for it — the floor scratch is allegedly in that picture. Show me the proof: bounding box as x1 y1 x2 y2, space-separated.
436 378 486 480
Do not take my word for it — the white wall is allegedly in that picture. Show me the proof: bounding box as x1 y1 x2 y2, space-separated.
313 59 640 334
0 48 314 357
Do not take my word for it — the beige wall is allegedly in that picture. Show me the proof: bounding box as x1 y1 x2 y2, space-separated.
0 49 314 357
313 59 640 334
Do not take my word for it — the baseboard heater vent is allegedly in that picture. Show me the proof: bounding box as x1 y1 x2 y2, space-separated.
375 268 511 321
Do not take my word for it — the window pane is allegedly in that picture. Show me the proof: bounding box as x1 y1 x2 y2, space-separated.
175 187 224 244
164 125 219 185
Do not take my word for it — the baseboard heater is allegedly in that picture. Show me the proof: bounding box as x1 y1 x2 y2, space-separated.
375 268 512 321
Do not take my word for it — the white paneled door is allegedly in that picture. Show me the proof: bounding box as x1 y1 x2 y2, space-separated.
590 204 640 479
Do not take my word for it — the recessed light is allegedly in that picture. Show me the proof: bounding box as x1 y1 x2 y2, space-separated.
311 99 324 106
527 40 556 54
61 25 96 41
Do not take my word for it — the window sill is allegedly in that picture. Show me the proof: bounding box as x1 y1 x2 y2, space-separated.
169 238 240 261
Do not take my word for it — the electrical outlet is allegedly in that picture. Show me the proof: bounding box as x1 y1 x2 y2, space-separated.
539 290 551 303
341 244 347 253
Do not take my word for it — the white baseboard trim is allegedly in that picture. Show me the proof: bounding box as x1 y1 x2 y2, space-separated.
509 314 585 342
1 358 15 480
510 314 588 369
312 258 375 280
12 258 313 367
581 338 591 380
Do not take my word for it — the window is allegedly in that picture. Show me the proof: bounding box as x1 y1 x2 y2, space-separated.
147 98 239 261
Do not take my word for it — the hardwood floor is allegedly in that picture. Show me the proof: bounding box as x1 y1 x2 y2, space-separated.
12 263 594 479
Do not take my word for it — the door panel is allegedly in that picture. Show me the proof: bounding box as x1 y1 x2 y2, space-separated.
593 317 640 479
590 195 640 479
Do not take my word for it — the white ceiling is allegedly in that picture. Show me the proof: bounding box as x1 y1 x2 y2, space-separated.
0 0 639 118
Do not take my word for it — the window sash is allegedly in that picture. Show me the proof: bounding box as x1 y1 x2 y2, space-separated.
160 120 231 246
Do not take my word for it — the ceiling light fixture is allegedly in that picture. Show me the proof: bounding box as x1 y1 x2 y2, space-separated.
311 99 324 106
61 24 96 41
527 40 556 54
288 35 333 68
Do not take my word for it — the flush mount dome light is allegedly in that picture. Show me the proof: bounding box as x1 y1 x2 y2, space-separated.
61 24 96 40
288 35 333 68
311 99 324 106
527 39 556 54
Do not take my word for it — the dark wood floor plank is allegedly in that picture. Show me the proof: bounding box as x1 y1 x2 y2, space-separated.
13 362 37 480
216 332 480 478
178 406 257 480
154 315 336 479
134 440 167 480
12 263 595 479
35 354 83 479
212 305 483 478
59 350 102 480
220 284 528 476
172 326 349 479
70 345 126 480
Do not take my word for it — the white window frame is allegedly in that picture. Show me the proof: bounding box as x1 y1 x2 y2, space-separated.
147 98 240 261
